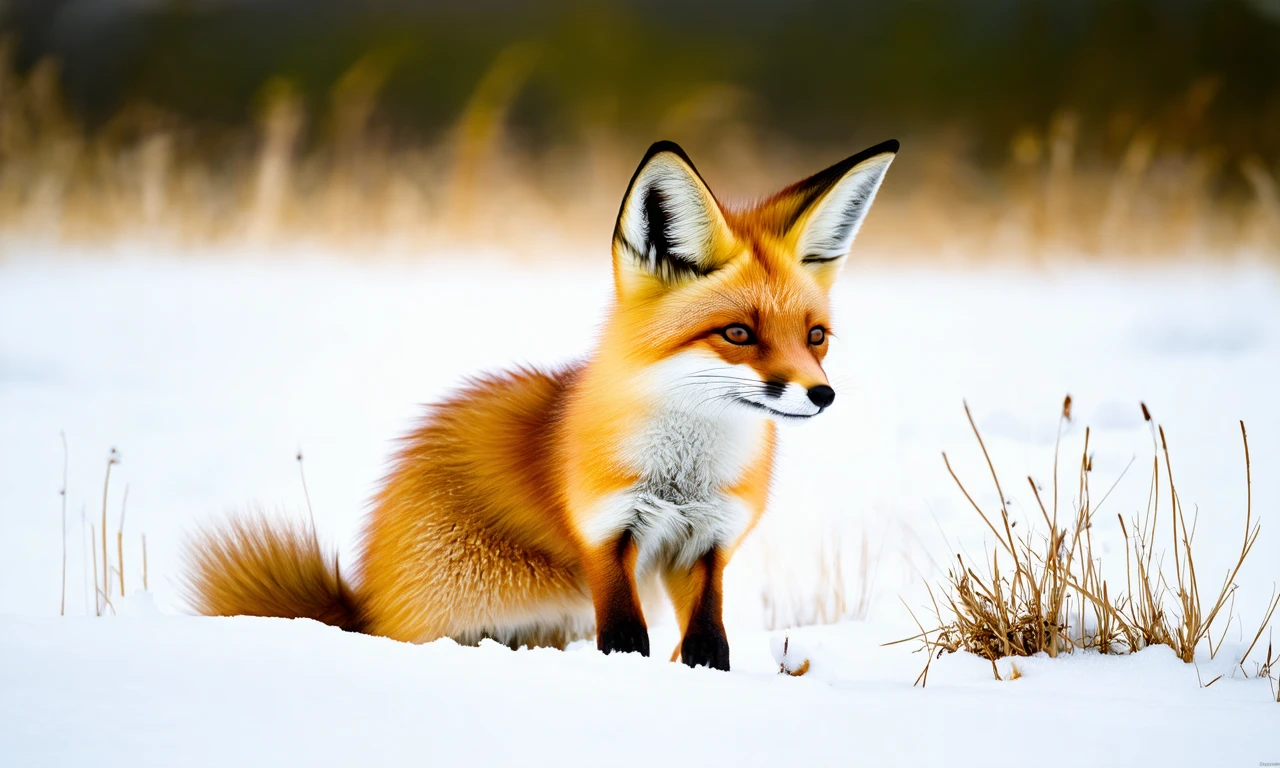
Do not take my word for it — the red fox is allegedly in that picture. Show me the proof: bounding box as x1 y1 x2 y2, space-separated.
185 139 897 670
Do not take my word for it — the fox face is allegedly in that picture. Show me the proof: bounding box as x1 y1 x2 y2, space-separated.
608 140 897 421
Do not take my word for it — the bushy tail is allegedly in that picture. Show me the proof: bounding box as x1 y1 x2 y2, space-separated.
182 511 365 632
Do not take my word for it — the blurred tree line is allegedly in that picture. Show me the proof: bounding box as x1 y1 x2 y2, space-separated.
4 0 1279 162
1 0 1277 257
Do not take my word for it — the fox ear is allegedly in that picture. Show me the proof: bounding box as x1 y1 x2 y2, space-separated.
612 141 734 292
775 140 897 287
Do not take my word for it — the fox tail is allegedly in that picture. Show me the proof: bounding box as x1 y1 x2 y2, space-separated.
182 510 364 632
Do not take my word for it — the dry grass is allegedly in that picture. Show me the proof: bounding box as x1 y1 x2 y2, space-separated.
0 45 1276 261
776 634 811 677
72 446 149 616
1256 632 1280 702
58 431 67 616
94 448 118 616
893 397 1276 687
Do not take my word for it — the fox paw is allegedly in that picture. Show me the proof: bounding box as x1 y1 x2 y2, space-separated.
681 631 730 671
597 620 650 657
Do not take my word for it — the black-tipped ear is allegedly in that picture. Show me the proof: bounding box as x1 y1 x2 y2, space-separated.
772 140 897 283
612 141 733 286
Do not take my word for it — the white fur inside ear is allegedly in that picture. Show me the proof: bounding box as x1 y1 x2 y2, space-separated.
796 153 894 265
616 154 720 278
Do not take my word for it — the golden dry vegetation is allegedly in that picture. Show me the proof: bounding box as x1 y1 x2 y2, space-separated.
2 46 1277 262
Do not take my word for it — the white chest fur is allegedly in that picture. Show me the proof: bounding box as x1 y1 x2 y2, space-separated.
584 402 766 572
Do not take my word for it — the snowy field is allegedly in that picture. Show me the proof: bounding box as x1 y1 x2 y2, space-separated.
2 249 1279 765
2 613 1275 766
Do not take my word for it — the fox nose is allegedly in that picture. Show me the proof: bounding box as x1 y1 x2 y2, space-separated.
807 385 836 409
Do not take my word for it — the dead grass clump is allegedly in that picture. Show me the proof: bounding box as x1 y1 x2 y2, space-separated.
894 397 1274 686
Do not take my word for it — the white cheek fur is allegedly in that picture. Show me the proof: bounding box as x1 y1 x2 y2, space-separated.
645 353 820 419
737 382 822 419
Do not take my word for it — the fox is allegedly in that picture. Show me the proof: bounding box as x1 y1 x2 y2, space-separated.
184 138 897 670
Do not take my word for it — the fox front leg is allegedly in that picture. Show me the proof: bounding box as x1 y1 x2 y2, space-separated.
584 530 650 657
664 548 730 671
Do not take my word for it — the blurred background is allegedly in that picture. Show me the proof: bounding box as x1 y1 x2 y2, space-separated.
2 0 1279 261
1 1 1278 630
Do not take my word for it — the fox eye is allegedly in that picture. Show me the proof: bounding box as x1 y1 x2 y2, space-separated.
721 324 756 345
808 327 826 345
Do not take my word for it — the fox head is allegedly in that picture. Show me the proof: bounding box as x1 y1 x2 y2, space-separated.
606 139 896 421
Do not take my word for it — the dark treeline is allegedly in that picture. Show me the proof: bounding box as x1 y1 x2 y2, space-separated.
4 0 1280 162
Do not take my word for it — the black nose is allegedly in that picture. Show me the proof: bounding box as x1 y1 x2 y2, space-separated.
807 385 835 409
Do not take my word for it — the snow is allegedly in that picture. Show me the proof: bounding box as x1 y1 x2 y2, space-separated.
2 250 1279 765
1 613 1274 767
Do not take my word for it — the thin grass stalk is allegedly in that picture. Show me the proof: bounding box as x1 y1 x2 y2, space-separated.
1241 588 1279 675
116 531 124 597
1053 395 1070 535
942 452 1013 556
1196 423 1260 641
297 450 321 552
1143 404 1159 583
963 401 1020 575
59 431 68 616
80 502 89 613
117 484 128 597
90 522 99 617
100 450 116 610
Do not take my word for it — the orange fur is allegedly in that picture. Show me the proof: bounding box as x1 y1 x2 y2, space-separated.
182 139 897 667
184 512 363 632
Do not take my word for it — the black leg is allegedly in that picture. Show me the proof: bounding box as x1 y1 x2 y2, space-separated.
586 531 650 657
676 548 730 671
